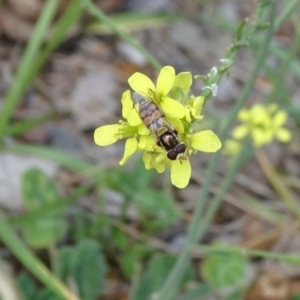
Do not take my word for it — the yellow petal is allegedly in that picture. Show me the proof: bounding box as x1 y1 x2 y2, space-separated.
184 107 192 123
161 97 185 118
168 116 184 134
170 159 191 188
232 125 249 140
175 72 192 91
251 105 267 123
191 130 222 152
191 96 204 117
127 106 142 126
138 135 156 151
238 109 250 121
143 152 152 169
156 66 175 96
267 103 278 113
119 137 138 165
224 139 241 155
155 162 166 173
94 124 121 146
121 90 133 118
143 152 166 173
137 123 150 135
153 154 167 173
273 111 287 127
252 128 269 147
276 128 291 142
155 153 168 164
128 72 155 94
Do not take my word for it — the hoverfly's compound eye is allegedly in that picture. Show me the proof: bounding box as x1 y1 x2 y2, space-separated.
175 143 186 154
167 143 186 160
167 149 178 160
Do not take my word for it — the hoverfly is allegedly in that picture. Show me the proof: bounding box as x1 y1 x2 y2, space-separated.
132 91 186 160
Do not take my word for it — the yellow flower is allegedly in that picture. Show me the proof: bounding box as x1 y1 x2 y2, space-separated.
232 104 291 148
94 66 222 189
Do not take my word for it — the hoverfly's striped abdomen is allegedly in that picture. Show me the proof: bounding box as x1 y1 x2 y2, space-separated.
138 98 165 130
132 92 186 160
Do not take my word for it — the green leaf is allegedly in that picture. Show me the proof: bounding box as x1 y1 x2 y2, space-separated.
56 240 108 300
132 254 193 300
107 162 155 200
72 240 108 299
201 251 248 288
290 295 300 300
225 289 246 300
21 168 60 210
71 211 92 241
20 168 67 248
108 227 152 279
107 159 180 231
55 247 74 282
22 219 66 248
38 289 64 300
110 227 130 251
6 112 56 136
119 244 151 279
133 190 180 231
17 273 37 300
175 284 211 300
17 273 64 300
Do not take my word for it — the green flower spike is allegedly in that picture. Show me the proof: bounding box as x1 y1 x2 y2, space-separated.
94 66 222 189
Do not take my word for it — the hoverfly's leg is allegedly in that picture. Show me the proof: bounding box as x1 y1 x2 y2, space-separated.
148 88 159 103
179 154 187 164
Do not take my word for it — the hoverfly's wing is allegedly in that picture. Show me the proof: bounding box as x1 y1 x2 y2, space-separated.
132 90 158 105
132 91 142 104
132 91 175 144
132 92 159 143
132 91 151 104
132 91 174 129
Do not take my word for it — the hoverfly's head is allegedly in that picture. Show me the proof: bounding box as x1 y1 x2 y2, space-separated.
167 142 186 160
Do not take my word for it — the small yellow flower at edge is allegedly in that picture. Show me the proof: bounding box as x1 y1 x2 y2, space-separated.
230 103 291 149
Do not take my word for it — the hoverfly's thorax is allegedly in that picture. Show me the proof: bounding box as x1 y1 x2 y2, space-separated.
159 131 179 151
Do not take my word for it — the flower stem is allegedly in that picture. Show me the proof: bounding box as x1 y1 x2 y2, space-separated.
255 149 300 220
156 3 277 300
0 216 79 300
